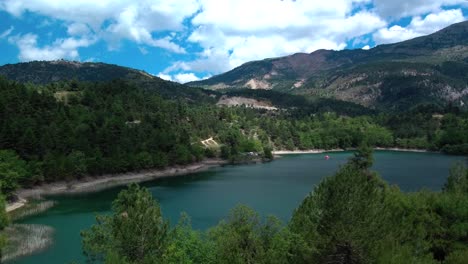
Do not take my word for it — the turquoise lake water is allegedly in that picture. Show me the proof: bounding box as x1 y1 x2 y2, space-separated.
11 151 466 264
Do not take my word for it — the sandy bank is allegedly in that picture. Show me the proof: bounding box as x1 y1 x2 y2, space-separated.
273 147 434 155
373 147 435 153
6 197 27 213
272 149 345 155
16 159 227 199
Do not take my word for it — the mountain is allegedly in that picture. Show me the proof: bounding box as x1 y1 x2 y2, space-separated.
189 21 468 111
0 60 215 101
0 59 374 114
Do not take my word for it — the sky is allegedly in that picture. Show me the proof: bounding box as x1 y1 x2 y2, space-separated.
0 1 467 83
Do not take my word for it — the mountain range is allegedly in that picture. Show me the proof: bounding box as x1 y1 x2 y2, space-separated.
189 21 468 111
0 21 467 111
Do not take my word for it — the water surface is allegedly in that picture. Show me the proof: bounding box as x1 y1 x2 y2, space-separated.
12 151 466 264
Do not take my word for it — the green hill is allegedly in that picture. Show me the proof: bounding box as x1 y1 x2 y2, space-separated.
0 60 215 101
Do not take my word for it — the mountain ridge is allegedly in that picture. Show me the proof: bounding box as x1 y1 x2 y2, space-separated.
0 59 376 115
0 59 215 101
189 21 468 110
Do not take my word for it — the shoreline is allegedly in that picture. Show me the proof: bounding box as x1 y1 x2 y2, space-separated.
272 149 344 155
10 158 227 210
272 147 436 155
373 147 436 153
6 148 437 212
6 197 27 213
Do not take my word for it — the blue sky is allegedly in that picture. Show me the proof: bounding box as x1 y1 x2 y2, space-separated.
0 0 467 83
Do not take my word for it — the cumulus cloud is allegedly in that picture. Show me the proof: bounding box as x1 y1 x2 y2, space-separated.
173 73 202 83
0 0 197 53
67 23 91 36
0 0 199 29
373 0 467 18
157 73 173 81
0 0 466 73
373 9 465 44
165 0 385 75
157 72 210 84
8 33 96 61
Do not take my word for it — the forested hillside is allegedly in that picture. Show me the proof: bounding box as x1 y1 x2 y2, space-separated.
0 60 216 101
0 77 467 197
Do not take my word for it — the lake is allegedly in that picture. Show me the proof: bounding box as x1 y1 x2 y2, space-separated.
11 151 466 264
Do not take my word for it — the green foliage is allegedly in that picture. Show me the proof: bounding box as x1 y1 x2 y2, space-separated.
0 195 7 231
81 184 169 263
263 146 273 160
349 144 374 170
0 194 8 263
445 249 468 264
208 205 277 264
67 150 87 178
444 162 468 193
265 227 311 264
290 164 395 263
163 214 212 264
0 150 28 196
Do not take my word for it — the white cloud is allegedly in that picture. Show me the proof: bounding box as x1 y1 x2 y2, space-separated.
373 0 467 18
157 72 210 84
362 45 371 50
0 0 199 29
166 1 385 75
67 23 91 36
157 73 173 81
373 9 465 44
1 0 466 74
173 73 201 83
8 33 96 61
0 26 14 39
0 0 198 53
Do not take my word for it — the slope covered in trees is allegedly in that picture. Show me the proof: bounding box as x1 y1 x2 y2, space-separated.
81 149 468 263
0 77 466 196
0 60 217 102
